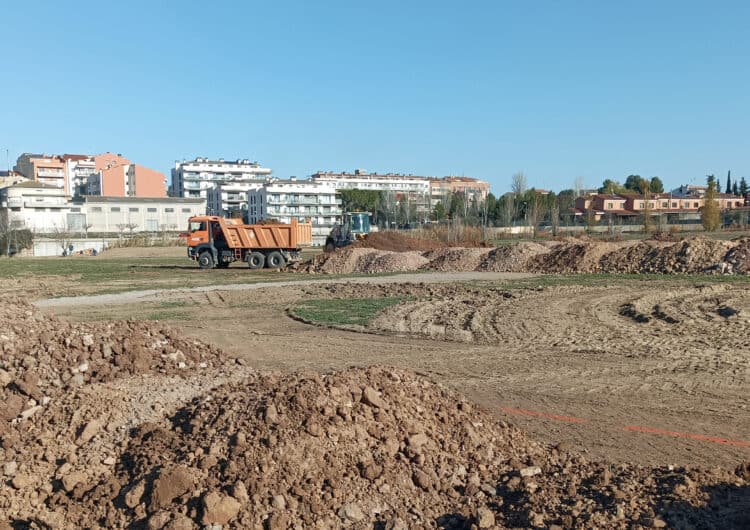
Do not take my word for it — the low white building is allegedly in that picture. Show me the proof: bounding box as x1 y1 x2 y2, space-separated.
172 157 272 200
247 179 342 245
0 181 72 232
80 196 206 233
207 181 265 217
0 181 206 234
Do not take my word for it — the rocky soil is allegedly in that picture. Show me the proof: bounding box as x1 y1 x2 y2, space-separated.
2 299 749 529
300 235 750 276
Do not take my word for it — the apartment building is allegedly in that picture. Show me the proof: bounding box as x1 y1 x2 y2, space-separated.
0 181 72 232
311 169 431 221
61 154 96 196
172 157 272 200
246 179 341 245
429 176 490 207
14 154 66 189
206 182 265 217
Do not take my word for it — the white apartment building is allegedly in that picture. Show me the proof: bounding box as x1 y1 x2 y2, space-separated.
206 181 265 217
62 155 96 196
0 181 205 234
0 181 72 232
246 179 342 245
172 157 272 200
311 169 432 221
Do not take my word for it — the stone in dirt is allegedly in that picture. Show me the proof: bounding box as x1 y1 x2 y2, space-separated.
149 466 195 510
201 490 241 525
76 419 101 445
361 385 388 409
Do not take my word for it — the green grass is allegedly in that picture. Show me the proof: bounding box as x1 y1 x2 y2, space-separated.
292 297 407 326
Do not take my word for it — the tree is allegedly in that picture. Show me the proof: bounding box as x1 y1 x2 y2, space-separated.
499 193 514 227
432 201 446 221
726 171 732 194
598 179 625 194
51 222 75 256
573 176 586 197
511 171 527 196
447 191 466 220
556 189 576 213
702 175 720 232
639 178 654 234
740 177 748 198
526 191 545 237
649 177 664 193
624 175 642 191
338 189 381 220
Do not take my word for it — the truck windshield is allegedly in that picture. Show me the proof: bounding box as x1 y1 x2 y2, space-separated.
189 221 206 232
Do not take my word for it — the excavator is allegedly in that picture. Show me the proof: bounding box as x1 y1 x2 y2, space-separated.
324 212 375 252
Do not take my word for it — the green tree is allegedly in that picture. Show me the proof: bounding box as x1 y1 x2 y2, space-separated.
726 171 732 194
556 189 576 213
733 181 739 196
447 191 466 220
624 175 642 191
649 177 664 193
702 175 721 232
432 201 446 221
598 179 625 194
740 177 748 198
338 189 381 221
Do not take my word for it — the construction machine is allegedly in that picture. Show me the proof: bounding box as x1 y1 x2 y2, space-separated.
324 212 374 252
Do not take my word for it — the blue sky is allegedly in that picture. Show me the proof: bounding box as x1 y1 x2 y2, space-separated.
2 1 748 193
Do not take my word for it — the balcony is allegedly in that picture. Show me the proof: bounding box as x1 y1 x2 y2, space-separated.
37 169 64 178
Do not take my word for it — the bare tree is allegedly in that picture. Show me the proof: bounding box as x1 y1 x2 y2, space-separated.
51 222 74 256
527 192 544 237
0 210 13 256
500 194 514 227
511 172 527 196
573 176 586 198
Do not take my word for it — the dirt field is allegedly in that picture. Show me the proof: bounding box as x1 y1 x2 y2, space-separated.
49 276 750 470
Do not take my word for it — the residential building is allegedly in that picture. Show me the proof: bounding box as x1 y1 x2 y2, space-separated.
0 181 72 232
61 154 96 196
572 192 746 222
126 164 167 198
429 176 490 207
246 179 341 245
172 157 272 200
670 184 708 198
207 181 264 217
14 154 66 189
311 169 432 222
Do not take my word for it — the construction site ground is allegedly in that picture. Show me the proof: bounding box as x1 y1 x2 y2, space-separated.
45 273 750 470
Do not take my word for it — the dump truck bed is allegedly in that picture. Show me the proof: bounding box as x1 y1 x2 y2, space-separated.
219 218 312 250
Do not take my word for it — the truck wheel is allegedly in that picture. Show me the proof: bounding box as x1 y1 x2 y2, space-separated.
266 251 286 269
198 252 214 269
246 251 265 270
217 261 230 269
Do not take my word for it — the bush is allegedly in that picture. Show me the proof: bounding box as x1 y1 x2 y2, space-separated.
0 229 33 256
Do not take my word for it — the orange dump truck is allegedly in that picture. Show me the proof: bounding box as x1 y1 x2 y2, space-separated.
185 216 312 269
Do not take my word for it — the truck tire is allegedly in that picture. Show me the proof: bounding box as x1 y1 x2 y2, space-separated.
246 251 265 270
198 252 214 269
217 261 230 269
266 251 286 269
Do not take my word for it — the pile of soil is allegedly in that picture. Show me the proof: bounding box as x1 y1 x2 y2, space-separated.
353 232 448 252
722 238 750 274
477 242 550 272
599 238 735 274
303 248 429 275
0 298 226 434
420 248 491 272
527 240 623 273
42 366 750 529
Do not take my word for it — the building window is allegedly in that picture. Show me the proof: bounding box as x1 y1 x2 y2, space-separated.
111 207 121 212
639 202 644 208
147 207 157 213
181 208 191 213
129 207 139 212
606 202 612 209
91 206 102 212
672 202 677 208
165 208 174 213
70 208 81 213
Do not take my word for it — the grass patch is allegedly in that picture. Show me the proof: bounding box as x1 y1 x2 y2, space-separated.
292 297 407 326
467 273 750 290
145 310 190 321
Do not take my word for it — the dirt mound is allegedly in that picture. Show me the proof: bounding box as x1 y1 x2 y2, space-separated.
528 240 624 273
724 238 750 274
306 247 429 274
353 231 448 252
477 242 550 272
0 298 226 433
40 366 748 529
420 248 491 272
599 238 734 274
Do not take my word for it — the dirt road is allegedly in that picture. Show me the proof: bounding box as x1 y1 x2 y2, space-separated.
45 274 750 469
